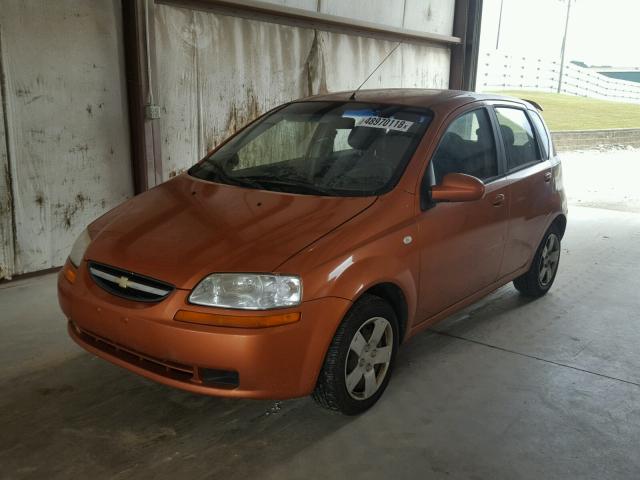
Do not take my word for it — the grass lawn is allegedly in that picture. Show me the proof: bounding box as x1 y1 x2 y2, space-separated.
489 90 640 131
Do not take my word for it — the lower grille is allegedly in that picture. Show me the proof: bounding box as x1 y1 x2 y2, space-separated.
88 262 174 303
74 324 239 389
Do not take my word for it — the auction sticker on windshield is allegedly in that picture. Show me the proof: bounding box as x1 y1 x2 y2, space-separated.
354 116 414 132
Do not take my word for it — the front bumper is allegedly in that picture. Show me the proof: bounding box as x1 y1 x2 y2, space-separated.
58 261 351 399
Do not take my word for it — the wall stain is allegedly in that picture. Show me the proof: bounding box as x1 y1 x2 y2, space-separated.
54 193 88 230
225 91 261 135
69 144 89 153
86 104 93 117
61 204 79 229
15 87 31 97
24 95 47 106
75 193 88 209
304 30 328 96
35 192 45 207
28 129 46 144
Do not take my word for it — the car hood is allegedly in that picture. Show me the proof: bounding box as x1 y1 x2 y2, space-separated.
86 175 376 289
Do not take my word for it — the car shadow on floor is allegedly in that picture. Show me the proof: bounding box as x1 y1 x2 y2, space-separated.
0 286 538 480
0 351 357 479
393 285 538 375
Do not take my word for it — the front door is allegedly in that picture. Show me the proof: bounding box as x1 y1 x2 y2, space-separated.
415 107 509 322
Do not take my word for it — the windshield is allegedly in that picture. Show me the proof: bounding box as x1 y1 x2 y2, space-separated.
189 101 433 197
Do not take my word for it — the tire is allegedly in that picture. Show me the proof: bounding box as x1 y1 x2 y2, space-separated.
513 225 562 298
312 294 399 415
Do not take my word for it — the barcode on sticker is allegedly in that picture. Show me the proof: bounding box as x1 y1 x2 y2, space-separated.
355 116 414 132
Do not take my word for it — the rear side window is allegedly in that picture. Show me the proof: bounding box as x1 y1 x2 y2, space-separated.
529 110 551 159
431 109 498 184
495 107 541 170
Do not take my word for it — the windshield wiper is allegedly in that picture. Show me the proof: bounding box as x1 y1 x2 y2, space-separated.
203 162 265 190
236 175 333 196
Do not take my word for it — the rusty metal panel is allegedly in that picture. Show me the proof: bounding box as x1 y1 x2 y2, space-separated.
155 4 452 180
403 0 455 35
0 1 133 277
320 0 405 28
155 4 316 178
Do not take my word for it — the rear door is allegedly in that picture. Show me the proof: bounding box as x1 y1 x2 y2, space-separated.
492 106 555 277
415 105 509 322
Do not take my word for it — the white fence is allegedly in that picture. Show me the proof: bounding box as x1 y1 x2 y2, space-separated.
477 50 640 104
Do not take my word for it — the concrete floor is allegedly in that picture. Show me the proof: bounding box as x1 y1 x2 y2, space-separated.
2 150 640 479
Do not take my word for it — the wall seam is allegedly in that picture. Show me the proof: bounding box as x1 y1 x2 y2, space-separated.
0 23 17 277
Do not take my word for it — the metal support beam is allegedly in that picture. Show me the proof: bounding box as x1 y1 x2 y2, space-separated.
449 0 483 91
157 0 462 47
122 0 163 194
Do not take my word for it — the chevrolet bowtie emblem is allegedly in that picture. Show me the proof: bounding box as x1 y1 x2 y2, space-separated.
117 276 131 289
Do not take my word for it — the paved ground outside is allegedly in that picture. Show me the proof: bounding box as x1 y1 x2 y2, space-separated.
1 149 639 479
562 147 640 213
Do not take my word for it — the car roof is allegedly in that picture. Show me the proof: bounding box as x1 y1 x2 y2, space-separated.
299 88 533 110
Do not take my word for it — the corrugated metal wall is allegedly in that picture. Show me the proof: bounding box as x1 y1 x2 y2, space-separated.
155 1 453 180
0 0 456 278
0 0 133 278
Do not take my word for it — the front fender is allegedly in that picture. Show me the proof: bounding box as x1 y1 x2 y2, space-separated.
328 256 418 323
286 247 420 334
277 190 420 329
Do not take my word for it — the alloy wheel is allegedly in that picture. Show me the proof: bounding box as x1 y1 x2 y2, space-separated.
538 233 560 287
344 316 393 400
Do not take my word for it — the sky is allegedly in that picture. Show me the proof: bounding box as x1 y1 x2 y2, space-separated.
479 0 640 68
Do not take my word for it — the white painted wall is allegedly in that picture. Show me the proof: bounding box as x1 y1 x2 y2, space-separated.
154 2 453 180
0 0 133 278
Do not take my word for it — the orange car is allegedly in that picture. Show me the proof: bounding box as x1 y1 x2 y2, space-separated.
58 89 566 414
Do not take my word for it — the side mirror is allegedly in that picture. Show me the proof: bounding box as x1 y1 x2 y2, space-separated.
431 173 485 202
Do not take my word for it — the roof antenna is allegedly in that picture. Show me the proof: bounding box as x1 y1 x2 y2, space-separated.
349 41 402 100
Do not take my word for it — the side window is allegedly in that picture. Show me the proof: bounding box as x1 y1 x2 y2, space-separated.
431 108 498 184
529 110 551 159
495 107 541 170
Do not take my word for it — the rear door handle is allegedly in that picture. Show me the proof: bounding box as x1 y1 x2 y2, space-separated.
544 172 552 182
492 193 505 206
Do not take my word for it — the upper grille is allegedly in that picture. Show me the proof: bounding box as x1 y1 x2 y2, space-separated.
88 262 174 303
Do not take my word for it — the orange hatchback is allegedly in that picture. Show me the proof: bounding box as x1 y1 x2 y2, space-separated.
59 89 567 414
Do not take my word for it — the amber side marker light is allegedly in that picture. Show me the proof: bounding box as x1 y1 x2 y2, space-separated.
63 264 77 284
174 310 301 328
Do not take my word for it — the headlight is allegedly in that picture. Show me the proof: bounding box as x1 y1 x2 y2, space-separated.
189 274 302 310
69 228 91 267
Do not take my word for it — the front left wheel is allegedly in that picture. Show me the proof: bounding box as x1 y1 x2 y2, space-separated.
312 294 399 415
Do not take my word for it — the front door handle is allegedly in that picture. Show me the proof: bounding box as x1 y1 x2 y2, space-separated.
544 172 553 182
492 193 506 206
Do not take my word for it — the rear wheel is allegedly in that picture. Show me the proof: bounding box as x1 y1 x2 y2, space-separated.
313 294 398 415
513 226 561 297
